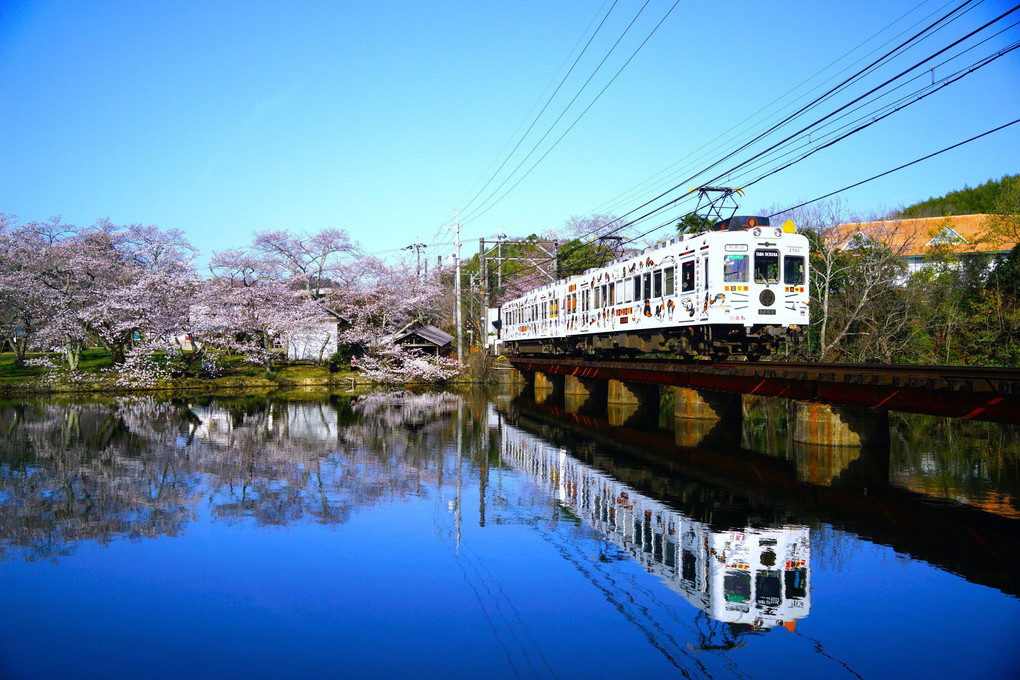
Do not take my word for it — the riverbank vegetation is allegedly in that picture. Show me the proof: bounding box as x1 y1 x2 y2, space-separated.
2 175 1018 390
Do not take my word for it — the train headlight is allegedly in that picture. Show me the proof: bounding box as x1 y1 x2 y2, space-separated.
752 227 761 237
774 228 782 237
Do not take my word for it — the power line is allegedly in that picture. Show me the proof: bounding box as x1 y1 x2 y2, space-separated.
459 0 658 226
461 0 683 231
768 118 1020 217
560 2 1016 251
455 0 622 218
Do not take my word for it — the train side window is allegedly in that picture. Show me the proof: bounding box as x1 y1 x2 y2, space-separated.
784 256 805 285
754 249 780 283
642 272 651 300
633 275 641 301
664 266 675 296
723 255 749 282
653 270 662 298
681 261 695 292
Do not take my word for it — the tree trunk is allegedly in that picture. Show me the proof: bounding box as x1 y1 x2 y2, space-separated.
63 336 82 370
11 336 29 364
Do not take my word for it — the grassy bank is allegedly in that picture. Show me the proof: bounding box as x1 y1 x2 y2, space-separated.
0 350 372 396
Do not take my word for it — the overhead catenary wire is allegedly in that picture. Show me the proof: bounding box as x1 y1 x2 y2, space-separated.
460 0 684 229
440 1 1017 288
583 0 990 222
458 0 668 228
767 118 1020 217
537 3 1019 262
453 0 622 219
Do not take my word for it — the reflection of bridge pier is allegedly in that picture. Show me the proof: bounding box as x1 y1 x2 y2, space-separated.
514 365 892 464
507 397 1020 597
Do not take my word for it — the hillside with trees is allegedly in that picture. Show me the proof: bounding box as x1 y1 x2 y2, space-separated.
896 174 1019 218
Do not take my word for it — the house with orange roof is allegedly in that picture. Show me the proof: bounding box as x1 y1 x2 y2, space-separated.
834 214 1018 279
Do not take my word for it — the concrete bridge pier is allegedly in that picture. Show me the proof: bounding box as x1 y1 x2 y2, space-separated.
564 374 605 415
673 387 742 448
496 365 528 399
791 402 889 487
533 371 564 405
792 402 889 447
607 379 658 427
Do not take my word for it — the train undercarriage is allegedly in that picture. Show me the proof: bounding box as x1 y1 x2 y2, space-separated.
501 324 802 361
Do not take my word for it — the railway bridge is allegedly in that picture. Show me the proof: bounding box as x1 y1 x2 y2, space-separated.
505 357 1020 447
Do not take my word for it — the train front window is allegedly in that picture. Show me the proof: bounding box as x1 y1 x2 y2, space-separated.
784 256 805 285
724 571 751 603
724 255 748 282
755 570 782 607
608 282 615 305
785 568 808 599
754 249 780 283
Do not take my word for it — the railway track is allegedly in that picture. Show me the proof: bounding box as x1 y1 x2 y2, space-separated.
507 356 1020 423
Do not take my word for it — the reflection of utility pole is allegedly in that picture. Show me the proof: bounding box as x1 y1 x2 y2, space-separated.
445 213 463 362
455 213 462 362
455 400 463 552
403 240 426 278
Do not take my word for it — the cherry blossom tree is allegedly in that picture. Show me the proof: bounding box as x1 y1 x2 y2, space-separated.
251 227 359 299
0 215 61 363
194 248 324 373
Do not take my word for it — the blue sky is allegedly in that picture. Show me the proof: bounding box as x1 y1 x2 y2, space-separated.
1 0 1018 267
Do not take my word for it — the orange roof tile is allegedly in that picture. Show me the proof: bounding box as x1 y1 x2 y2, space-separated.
835 214 1017 257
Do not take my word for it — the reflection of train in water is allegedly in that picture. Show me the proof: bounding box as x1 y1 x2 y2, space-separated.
487 215 810 359
498 410 810 631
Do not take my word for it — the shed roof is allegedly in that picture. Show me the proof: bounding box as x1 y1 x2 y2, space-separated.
393 325 454 347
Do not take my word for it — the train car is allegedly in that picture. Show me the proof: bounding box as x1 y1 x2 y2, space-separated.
487 216 809 359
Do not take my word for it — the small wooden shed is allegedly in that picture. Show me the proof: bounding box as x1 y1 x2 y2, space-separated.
392 325 454 356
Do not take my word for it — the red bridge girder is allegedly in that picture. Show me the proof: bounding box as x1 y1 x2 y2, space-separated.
509 357 1020 424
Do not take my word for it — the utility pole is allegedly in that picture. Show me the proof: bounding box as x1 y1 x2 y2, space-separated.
403 240 426 278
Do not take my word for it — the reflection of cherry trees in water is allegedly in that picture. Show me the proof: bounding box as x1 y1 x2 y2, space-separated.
0 398 199 561
0 392 469 561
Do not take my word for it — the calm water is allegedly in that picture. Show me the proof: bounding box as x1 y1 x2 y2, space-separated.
0 390 1017 679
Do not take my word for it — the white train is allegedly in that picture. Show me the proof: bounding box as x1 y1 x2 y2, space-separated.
487 216 810 359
